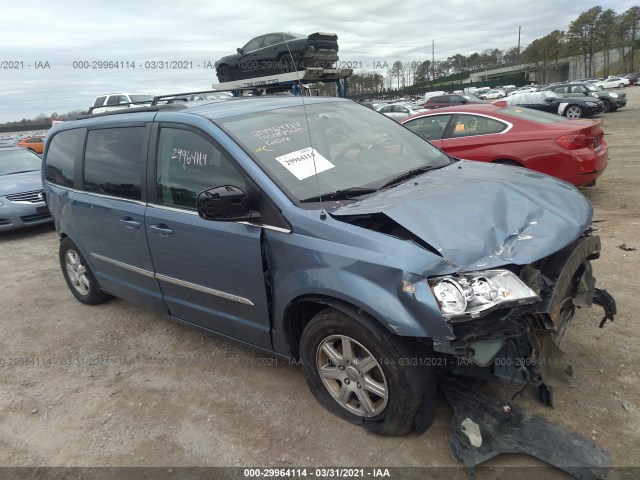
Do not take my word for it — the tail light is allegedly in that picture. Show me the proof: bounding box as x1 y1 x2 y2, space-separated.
556 134 595 150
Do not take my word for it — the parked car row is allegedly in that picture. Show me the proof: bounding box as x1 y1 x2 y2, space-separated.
501 91 605 118
544 81 626 112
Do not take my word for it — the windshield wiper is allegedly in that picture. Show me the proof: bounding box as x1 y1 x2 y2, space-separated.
300 187 379 203
380 165 442 189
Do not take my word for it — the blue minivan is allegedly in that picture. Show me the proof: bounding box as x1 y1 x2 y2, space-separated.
43 96 614 435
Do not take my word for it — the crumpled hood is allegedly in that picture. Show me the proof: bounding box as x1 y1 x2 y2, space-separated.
333 161 592 270
0 171 43 197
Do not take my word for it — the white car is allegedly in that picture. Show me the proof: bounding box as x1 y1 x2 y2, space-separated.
507 86 538 96
90 93 155 114
478 89 506 100
592 77 630 89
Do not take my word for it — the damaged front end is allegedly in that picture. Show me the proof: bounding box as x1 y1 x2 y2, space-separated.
432 233 616 405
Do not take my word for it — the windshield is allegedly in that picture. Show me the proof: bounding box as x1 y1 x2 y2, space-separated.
584 83 598 92
0 149 42 175
216 101 451 203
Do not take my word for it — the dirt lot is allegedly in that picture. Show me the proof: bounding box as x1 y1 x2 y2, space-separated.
1 89 639 479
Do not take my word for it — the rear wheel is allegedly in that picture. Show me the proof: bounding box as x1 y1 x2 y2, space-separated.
59 237 110 305
300 308 436 436
216 65 231 83
277 53 296 73
619 83 625 89
565 105 583 119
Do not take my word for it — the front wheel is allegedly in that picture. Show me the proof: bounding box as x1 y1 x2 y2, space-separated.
59 237 110 305
565 105 583 119
300 309 436 436
601 100 611 113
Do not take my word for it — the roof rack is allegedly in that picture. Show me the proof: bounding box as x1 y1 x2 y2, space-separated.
79 102 187 119
151 89 231 104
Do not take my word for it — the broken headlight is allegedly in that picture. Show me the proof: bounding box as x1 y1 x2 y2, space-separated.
429 270 539 320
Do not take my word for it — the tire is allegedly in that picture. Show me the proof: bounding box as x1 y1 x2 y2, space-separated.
300 308 437 436
498 94 504 98
601 100 611 113
277 53 296 73
565 105 583 119
59 237 110 305
619 83 624 89
216 65 231 83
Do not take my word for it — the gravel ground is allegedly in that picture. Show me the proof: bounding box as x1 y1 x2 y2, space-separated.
1 88 639 479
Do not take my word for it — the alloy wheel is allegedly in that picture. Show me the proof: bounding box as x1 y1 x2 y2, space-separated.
316 334 388 417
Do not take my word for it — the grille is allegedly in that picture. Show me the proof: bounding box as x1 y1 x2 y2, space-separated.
5 189 44 203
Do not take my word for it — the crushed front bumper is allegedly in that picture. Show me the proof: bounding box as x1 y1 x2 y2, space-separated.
433 234 616 402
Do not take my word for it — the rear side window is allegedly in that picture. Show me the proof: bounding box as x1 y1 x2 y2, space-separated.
45 128 84 187
84 127 146 200
106 95 128 106
449 114 508 138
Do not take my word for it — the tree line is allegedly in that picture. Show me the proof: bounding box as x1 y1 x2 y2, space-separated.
0 110 86 130
344 5 640 95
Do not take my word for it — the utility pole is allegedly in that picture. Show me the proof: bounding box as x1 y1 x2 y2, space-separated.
432 40 435 82
517 26 521 63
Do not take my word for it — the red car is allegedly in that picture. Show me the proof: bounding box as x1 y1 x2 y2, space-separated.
401 104 607 187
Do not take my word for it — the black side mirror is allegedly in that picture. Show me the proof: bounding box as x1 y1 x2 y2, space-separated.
237 48 243 54
197 186 261 222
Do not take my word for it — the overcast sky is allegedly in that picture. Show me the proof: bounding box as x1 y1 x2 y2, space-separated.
0 0 635 123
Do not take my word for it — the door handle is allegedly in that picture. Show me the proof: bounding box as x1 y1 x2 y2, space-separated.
120 217 141 229
149 224 174 236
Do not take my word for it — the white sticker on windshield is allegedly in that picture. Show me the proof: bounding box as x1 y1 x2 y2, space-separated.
558 103 568 115
275 147 335 180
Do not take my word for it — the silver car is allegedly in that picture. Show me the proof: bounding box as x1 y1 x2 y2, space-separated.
0 146 51 230
376 102 427 121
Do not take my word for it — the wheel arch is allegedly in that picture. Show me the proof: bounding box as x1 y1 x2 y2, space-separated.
492 158 523 167
283 295 393 359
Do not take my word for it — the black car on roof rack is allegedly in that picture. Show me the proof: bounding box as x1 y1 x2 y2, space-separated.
215 32 339 83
